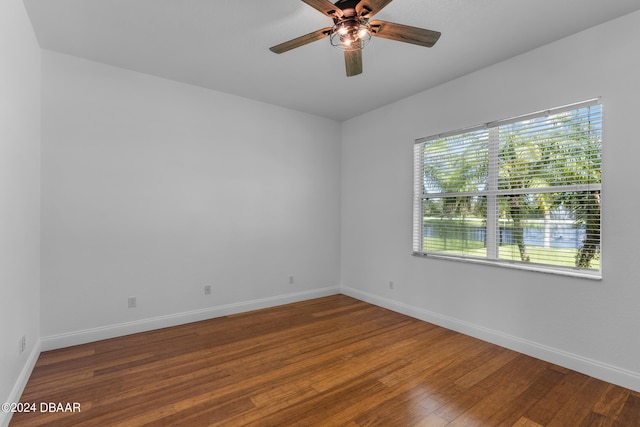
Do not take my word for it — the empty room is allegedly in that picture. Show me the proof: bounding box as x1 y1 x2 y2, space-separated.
2 0 640 425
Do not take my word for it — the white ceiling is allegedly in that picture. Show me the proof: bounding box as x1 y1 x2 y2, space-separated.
24 0 640 121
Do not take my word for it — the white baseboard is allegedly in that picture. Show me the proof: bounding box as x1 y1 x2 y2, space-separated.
340 285 640 393
1 339 41 427
41 286 339 351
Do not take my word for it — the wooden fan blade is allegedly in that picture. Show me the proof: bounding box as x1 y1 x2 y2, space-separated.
344 49 363 77
302 0 343 18
270 28 332 54
356 0 394 18
370 20 441 47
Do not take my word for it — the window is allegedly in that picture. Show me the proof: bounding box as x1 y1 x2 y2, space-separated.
413 99 602 278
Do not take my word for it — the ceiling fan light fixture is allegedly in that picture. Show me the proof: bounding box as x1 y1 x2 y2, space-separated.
330 18 371 51
269 0 442 76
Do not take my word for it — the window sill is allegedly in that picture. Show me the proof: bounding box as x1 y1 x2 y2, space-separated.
412 251 602 280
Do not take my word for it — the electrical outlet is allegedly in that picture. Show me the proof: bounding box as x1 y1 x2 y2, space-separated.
204 285 211 295
289 276 295 284
389 281 394 290
128 296 137 308
19 335 26 354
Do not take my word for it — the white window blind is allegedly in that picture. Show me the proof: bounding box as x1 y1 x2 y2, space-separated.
413 99 602 278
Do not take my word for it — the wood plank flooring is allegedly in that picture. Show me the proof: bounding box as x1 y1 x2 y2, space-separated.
9 295 640 426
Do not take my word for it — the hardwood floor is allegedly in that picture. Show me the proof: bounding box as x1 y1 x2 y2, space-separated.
10 295 639 426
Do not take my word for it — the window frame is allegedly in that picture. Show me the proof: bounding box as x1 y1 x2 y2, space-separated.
412 99 602 279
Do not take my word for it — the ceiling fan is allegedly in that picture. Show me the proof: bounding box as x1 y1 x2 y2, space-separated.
269 0 441 77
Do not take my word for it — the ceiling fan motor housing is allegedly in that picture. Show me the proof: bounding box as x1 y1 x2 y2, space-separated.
330 13 372 51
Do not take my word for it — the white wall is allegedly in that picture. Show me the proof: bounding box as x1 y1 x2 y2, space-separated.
40 52 341 347
0 0 41 423
341 10 640 391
